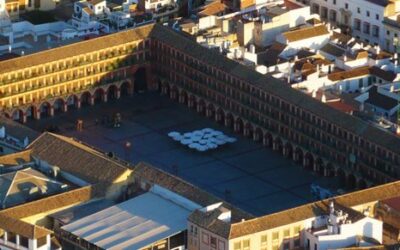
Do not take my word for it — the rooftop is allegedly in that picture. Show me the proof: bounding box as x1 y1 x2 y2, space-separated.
61 187 200 250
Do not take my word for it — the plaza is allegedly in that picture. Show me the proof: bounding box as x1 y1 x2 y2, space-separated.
26 92 342 216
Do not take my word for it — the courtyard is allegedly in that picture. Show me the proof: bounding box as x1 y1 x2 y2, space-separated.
26 92 342 216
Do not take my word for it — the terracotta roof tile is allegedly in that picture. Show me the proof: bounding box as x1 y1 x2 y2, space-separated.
28 132 131 185
283 25 329 42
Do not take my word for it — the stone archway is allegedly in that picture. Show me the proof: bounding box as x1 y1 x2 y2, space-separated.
263 133 273 148
107 85 119 101
253 127 263 142
25 105 37 120
234 117 244 133
197 99 206 115
206 103 215 119
39 102 52 118
67 95 79 109
94 88 105 104
284 142 293 159
294 147 304 165
273 137 283 154
12 109 25 123
80 92 92 106
224 113 234 128
120 81 133 97
215 108 225 123
53 98 65 114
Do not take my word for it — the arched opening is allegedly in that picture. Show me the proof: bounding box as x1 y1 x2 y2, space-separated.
26 105 36 120
284 142 293 158
120 81 133 97
347 174 357 190
244 123 253 138
80 92 91 106
94 88 105 104
234 117 244 133
207 103 215 118
216 108 225 124
107 85 118 101
197 99 206 115
254 128 263 143
180 91 188 104
326 163 335 177
225 113 234 128
53 98 65 114
12 109 24 123
264 133 273 148
169 86 178 100
134 67 147 93
67 95 79 109
304 152 314 170
294 147 304 165
39 102 52 118
273 137 283 154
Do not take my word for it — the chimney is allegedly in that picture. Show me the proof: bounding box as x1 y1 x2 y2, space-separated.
391 85 395 92
312 90 317 98
321 94 326 103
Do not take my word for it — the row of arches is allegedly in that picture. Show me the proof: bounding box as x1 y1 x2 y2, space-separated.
5 81 133 123
163 82 369 191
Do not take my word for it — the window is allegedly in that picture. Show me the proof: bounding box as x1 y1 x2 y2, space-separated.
272 232 279 241
234 242 241 250
283 229 290 238
294 225 301 235
357 7 360 13
202 233 209 245
354 19 361 31
345 3 348 9
376 14 379 20
372 25 379 37
243 239 250 250
366 11 370 17
363 22 370 34
261 235 268 250
211 237 217 249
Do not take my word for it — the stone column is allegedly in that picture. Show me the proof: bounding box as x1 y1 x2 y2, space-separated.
76 99 81 109
103 93 108 103
303 157 308 168
215 112 222 123
21 113 27 124
63 103 68 113
49 106 54 117
116 89 121 99
89 96 95 106
293 151 298 162
35 110 41 120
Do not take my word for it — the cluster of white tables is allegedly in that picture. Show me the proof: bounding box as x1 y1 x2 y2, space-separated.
168 128 236 152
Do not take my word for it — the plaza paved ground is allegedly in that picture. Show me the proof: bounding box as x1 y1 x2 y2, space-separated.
26 92 341 216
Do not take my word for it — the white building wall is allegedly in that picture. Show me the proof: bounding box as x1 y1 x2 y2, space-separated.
309 0 386 47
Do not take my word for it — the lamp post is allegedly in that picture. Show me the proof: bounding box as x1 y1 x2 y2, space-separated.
124 141 131 161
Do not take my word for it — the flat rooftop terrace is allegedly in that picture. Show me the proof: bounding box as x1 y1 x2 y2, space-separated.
26 92 343 216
